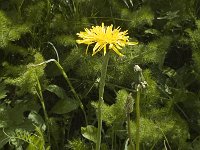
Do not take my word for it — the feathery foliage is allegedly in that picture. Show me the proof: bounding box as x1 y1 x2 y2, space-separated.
0 0 200 149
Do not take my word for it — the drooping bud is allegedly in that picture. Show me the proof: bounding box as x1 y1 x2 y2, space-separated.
132 65 148 91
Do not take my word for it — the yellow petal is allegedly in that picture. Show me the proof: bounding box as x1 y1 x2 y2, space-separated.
114 43 122 49
92 44 106 56
76 23 138 56
110 45 124 56
109 44 113 49
103 45 106 56
76 40 82 44
93 42 101 52
128 41 138 45
86 45 90 54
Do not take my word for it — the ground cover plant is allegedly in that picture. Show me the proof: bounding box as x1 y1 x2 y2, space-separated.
0 0 200 149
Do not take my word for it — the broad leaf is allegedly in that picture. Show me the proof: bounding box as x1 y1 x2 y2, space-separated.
81 125 97 143
46 84 67 99
28 111 46 131
0 100 40 128
51 97 79 114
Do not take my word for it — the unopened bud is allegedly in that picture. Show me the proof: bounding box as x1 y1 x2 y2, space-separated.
125 93 134 114
134 65 142 72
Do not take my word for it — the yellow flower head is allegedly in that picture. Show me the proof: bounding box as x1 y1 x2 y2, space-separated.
76 23 138 56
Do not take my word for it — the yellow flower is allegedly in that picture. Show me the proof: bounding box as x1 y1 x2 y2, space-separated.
76 23 138 56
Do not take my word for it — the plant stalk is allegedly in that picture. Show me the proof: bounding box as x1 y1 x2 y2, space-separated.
54 60 88 125
136 87 141 150
31 59 88 125
127 113 134 150
35 75 50 143
96 53 110 150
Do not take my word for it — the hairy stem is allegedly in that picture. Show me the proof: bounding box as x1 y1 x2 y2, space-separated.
54 61 88 125
35 75 50 143
96 53 110 150
31 59 88 125
136 87 141 150
127 113 134 150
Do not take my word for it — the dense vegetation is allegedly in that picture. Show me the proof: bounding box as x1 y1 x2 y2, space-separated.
0 0 200 149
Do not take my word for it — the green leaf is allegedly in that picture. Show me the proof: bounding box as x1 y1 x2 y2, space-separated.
48 117 64 149
0 129 10 148
144 29 161 36
28 111 46 131
51 98 79 114
0 100 40 128
0 100 41 148
81 125 97 143
46 84 67 99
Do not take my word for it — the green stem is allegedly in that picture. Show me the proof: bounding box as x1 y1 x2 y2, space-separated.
136 87 141 150
111 127 114 150
35 75 50 143
54 60 88 125
127 113 134 150
31 59 88 125
96 53 110 150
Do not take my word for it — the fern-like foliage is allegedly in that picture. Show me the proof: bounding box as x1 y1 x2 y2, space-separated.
70 50 102 79
130 114 189 149
0 11 29 48
24 1 47 24
4 126 48 150
122 6 154 28
121 36 172 66
92 89 129 126
140 69 160 105
187 20 200 74
54 35 76 47
4 52 46 96
67 138 89 150
0 0 199 149
0 81 8 100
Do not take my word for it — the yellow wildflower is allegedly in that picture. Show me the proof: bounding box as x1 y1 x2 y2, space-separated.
76 23 138 56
